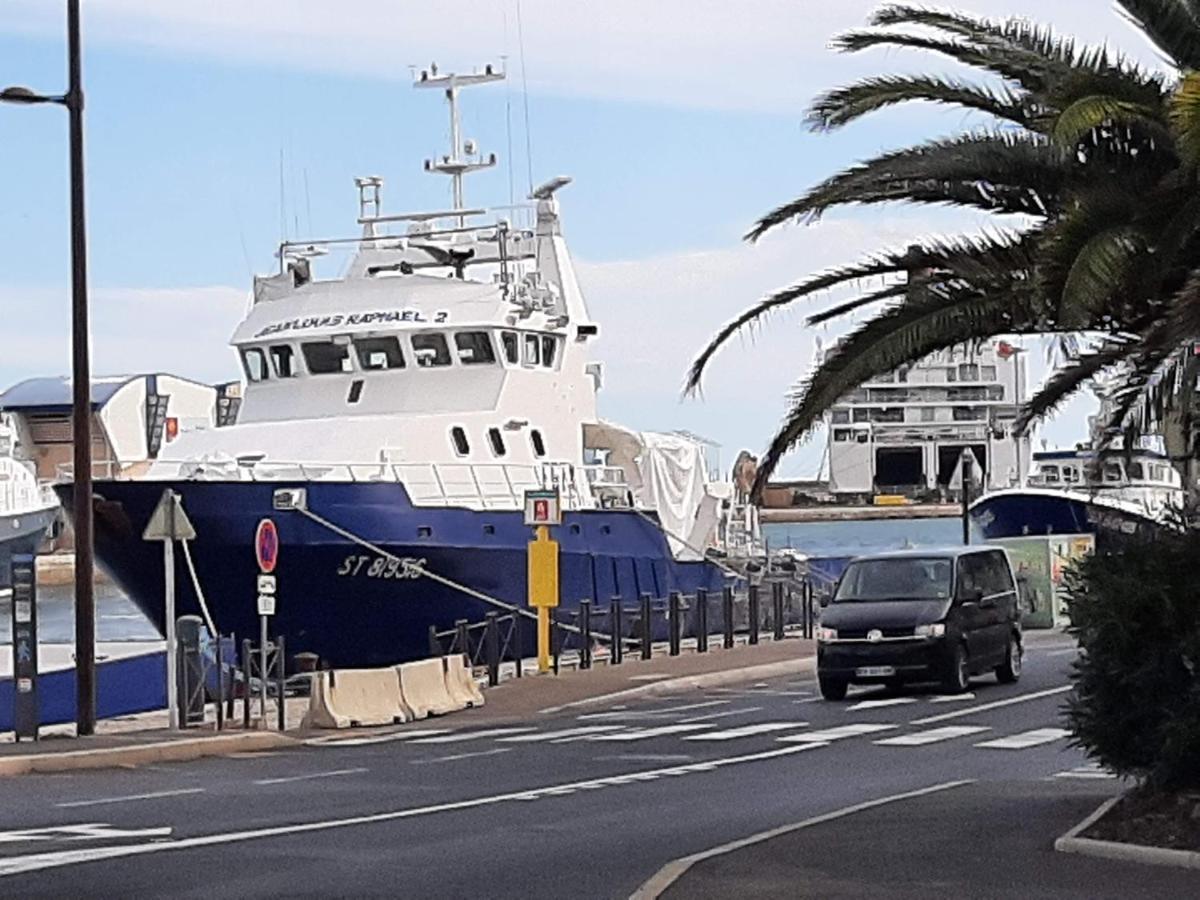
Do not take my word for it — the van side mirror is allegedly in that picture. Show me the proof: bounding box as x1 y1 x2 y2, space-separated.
818 593 831 609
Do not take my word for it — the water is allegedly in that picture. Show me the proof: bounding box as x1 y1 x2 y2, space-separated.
0 581 160 645
763 517 961 558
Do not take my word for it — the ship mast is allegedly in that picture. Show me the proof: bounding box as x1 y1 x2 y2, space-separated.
415 63 504 226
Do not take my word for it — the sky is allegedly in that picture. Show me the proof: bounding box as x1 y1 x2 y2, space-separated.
0 1 1175 477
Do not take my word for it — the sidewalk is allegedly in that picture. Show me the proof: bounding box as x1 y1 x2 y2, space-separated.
0 637 815 775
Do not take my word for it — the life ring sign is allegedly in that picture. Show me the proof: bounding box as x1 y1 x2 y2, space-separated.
255 519 280 574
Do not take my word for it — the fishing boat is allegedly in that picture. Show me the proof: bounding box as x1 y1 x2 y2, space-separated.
58 65 762 667
0 416 59 572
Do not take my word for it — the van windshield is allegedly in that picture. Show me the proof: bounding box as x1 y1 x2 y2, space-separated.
834 558 952 602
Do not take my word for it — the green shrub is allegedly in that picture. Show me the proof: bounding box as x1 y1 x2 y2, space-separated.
1065 523 1200 792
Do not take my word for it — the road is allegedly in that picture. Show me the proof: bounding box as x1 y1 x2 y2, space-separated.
0 632 1190 898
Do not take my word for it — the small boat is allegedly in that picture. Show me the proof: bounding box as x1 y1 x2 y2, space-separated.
0 416 59 567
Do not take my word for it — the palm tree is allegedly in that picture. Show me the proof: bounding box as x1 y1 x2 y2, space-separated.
686 1 1200 499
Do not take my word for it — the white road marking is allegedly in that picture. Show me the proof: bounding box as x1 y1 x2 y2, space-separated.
630 779 976 899
408 727 537 744
1053 764 1115 780
577 700 730 721
683 722 809 741
497 726 624 742
0 744 826 877
927 693 976 704
847 697 918 711
55 789 205 809
678 706 763 723
304 729 450 747
1046 648 1078 658
975 728 1071 750
627 674 673 681
0 825 173 845
411 748 513 764
874 726 990 747
593 754 694 763
588 724 711 742
253 767 368 786
910 685 1073 726
778 723 897 743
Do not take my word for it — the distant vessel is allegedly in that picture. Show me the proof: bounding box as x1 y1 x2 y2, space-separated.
0 416 59 567
58 65 762 667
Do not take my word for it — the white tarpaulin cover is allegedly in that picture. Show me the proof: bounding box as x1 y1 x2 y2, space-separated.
636 431 709 561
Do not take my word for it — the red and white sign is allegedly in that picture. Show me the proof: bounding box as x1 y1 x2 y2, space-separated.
255 519 279 574
523 489 562 526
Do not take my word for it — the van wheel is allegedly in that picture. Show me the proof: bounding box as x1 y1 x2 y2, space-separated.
995 633 1022 684
819 676 848 701
942 644 970 694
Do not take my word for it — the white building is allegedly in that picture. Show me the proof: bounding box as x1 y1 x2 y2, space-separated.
825 340 1030 499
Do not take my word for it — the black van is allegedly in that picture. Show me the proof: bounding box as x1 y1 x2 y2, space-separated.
816 546 1022 701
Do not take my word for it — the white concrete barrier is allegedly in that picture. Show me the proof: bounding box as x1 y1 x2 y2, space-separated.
302 669 413 730
397 658 463 719
445 654 485 708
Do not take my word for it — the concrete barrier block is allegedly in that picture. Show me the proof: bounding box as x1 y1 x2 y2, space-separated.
302 669 412 730
445 654 485 708
397 658 464 719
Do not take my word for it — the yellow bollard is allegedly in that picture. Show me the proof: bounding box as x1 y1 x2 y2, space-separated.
527 524 560 673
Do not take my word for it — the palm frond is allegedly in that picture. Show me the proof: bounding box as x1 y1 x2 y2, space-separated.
1116 0 1200 71
1169 70 1200 167
1050 95 1163 147
806 282 910 327
806 75 1031 132
1057 227 1145 327
1014 340 1134 434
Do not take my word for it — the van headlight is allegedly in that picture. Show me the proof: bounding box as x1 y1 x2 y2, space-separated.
816 626 838 643
914 623 946 638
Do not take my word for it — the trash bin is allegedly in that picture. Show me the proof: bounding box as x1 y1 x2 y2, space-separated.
176 615 207 726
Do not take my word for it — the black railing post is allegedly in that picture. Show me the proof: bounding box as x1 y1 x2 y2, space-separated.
512 614 523 679
696 589 708 653
772 581 785 641
580 600 592 670
215 635 225 731
611 596 623 665
802 580 811 639
748 585 760 645
226 632 236 723
722 586 734 649
242 637 252 729
552 611 563 676
276 635 286 732
668 592 681 656
427 625 440 658
640 594 653 661
484 612 500 687
455 619 470 658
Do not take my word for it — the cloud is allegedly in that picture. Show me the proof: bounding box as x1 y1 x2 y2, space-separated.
3 1 1171 113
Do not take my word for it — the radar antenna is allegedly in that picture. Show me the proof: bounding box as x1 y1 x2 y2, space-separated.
415 62 505 225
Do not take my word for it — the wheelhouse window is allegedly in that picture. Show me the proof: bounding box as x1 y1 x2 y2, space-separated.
242 348 269 382
501 331 519 364
269 345 298 378
1129 461 1145 480
1102 463 1123 483
523 334 540 366
450 427 470 456
354 336 405 371
1062 466 1080 483
530 429 546 458
411 333 452 368
302 340 352 374
1041 465 1060 484
487 427 506 457
455 331 497 365
541 335 558 368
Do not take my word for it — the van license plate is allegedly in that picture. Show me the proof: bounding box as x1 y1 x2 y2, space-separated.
856 666 896 677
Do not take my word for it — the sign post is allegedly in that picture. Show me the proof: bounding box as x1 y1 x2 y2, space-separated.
10 554 39 741
255 519 279 722
524 489 561 673
142 489 196 730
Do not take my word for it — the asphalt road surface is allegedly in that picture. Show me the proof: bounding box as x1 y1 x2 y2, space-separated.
0 632 1187 898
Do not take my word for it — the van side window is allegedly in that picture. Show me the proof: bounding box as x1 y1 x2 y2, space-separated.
985 551 1015 593
242 348 269 382
956 554 987 599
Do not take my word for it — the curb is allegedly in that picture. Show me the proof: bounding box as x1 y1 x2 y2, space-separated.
1054 794 1200 871
0 731 298 777
537 655 816 714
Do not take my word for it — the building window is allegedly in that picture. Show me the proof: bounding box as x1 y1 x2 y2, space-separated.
242 348 269 382
269 345 298 378
853 408 871 423
1042 465 1060 484
871 408 903 423
833 429 851 442
501 331 519 364
455 331 497 365
921 407 936 422
530 429 546 457
959 363 980 381
945 367 957 382
487 427 507 457
411 333 452 368
354 336 405 370
302 341 352 374
896 367 909 383
450 427 470 456
830 409 850 424
1062 466 1080 483
981 365 997 380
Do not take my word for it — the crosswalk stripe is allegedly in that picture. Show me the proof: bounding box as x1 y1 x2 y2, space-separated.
586 724 711 742
928 693 976 704
682 722 810 741
778 723 896 743
1053 766 1115 780
874 726 990 746
409 727 538 744
974 728 1070 750
847 698 918 711
305 729 451 747
498 726 625 743
577 700 730 721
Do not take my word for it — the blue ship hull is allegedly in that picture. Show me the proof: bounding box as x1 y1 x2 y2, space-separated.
63 481 729 667
969 490 1160 549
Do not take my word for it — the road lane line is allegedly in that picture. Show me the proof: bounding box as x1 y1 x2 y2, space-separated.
0 744 826 878
408 727 537 744
55 789 205 809
683 722 809 741
630 779 976 899
873 726 990 747
587 724 711 742
910 685 1072 726
847 698 918 711
576 700 730 721
927 693 976 704
777 723 896 743
1045 648 1078 658
411 748 513 764
678 706 763 723
304 729 449 747
497 726 623 742
254 768 368 786
974 727 1070 750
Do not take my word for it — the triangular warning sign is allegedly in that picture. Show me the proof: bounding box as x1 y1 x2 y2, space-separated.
142 488 196 541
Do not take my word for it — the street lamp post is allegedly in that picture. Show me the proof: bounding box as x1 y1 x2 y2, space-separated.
1 0 96 735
